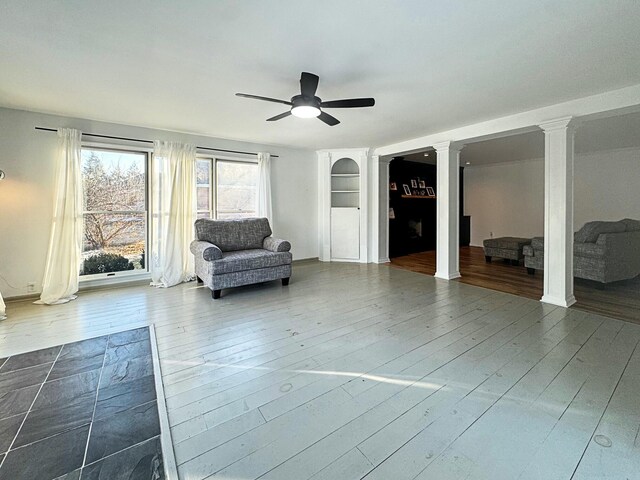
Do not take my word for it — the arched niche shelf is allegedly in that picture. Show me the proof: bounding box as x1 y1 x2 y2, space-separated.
331 157 360 208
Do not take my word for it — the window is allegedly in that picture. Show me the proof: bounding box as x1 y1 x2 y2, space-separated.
80 147 148 277
196 158 258 219
196 159 212 219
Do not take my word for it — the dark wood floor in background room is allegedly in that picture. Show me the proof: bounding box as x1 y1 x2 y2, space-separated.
391 246 640 324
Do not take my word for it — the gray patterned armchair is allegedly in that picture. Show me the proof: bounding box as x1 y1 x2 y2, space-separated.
190 218 292 299
523 219 640 284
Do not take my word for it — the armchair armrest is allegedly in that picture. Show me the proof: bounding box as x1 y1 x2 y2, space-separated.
263 236 291 252
190 240 223 261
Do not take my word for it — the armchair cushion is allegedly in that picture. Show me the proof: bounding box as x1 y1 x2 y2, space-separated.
263 237 291 252
574 221 625 243
190 240 223 261
621 218 640 232
194 217 272 252
211 249 292 275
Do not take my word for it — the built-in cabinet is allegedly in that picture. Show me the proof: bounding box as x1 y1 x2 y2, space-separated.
330 158 360 260
318 149 369 263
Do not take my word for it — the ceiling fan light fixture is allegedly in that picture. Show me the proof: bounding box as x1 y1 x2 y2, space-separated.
236 72 374 126
291 105 321 118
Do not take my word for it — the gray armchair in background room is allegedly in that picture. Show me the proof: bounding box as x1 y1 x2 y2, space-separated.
190 218 292 299
523 219 640 285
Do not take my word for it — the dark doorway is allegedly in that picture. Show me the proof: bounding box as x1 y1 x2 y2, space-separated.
389 157 437 258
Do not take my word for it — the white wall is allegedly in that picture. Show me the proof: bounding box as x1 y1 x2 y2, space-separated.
464 147 640 246
574 148 640 228
0 107 318 298
464 159 545 246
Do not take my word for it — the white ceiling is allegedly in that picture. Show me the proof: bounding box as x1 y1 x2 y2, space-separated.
1 1 640 150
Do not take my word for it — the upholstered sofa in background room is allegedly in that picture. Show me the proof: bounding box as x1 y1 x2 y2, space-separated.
523 219 640 284
190 218 292 299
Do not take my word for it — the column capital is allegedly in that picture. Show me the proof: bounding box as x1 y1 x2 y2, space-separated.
432 141 464 153
539 116 577 133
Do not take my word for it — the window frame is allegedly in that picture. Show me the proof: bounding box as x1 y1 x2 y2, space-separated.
196 155 258 220
196 156 214 219
79 142 151 282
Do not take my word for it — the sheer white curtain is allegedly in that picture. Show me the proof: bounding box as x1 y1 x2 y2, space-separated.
37 128 84 305
257 152 273 223
151 141 197 287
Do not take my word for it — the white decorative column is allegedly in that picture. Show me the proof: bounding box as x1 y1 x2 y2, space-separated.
372 156 392 263
540 117 576 307
316 151 332 262
433 141 463 280
369 154 379 263
358 149 369 264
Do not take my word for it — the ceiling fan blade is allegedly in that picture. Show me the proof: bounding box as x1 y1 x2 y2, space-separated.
235 93 292 106
320 98 375 108
317 111 340 126
300 72 319 97
266 111 292 122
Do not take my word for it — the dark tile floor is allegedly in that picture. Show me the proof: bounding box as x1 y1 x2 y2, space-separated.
0 327 165 480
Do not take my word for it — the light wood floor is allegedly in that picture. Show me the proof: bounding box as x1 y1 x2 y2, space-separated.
391 246 640 324
2 261 640 479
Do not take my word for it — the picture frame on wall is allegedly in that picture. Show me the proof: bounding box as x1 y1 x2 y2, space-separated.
403 184 411 195
418 180 426 188
426 186 435 196
411 179 418 188
390 182 397 191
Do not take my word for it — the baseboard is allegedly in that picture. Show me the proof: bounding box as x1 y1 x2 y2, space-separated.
5 278 152 302
5 262 318 302
541 294 576 308
292 257 319 265
435 271 462 280
3 292 40 303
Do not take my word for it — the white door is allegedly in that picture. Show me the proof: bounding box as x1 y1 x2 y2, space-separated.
331 207 360 260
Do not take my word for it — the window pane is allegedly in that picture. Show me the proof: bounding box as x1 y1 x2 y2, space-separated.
196 160 210 185
81 213 146 275
82 149 146 211
197 212 211 219
216 161 257 219
197 186 210 211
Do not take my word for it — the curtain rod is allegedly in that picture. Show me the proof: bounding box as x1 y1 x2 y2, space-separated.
34 127 278 158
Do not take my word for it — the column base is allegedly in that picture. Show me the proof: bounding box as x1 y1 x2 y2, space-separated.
541 294 576 308
434 271 462 280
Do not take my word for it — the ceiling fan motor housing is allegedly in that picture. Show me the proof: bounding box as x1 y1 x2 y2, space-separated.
291 94 321 109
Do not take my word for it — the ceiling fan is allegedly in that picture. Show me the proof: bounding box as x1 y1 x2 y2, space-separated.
235 72 375 126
